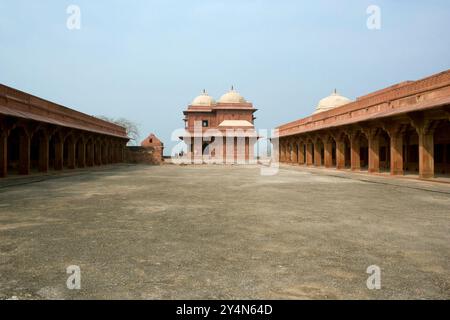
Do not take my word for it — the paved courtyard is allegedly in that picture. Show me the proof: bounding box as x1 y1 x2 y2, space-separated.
0 164 449 299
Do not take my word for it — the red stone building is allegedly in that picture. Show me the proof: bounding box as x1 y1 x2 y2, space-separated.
139 133 164 163
0 84 129 178
277 70 450 179
180 88 258 164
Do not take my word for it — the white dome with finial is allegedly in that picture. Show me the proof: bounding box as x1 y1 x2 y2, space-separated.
218 86 247 104
191 90 216 107
314 89 352 114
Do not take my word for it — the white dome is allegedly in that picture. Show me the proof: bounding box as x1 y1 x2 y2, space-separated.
218 87 246 104
191 90 215 107
314 90 352 114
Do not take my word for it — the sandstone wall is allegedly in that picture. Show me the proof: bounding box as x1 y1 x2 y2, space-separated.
125 146 163 165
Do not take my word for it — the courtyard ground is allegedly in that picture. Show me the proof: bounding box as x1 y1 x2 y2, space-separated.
0 164 449 299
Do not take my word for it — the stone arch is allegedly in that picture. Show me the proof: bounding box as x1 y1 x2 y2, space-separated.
349 129 369 171
7 125 30 175
323 135 336 168
377 128 391 172
432 120 450 176
297 138 306 165
313 135 325 167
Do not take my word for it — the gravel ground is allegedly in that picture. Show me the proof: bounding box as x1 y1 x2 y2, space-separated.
0 164 449 299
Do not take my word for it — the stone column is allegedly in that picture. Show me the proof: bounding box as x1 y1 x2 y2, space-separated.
314 141 322 166
77 140 86 168
86 143 94 166
54 138 64 170
222 136 227 164
336 139 346 170
409 118 436 179
350 134 361 171
418 132 434 179
368 132 380 173
292 142 298 164
248 136 256 164
324 139 333 168
67 139 76 169
0 132 7 177
390 133 404 176
245 137 249 164
38 134 49 173
94 143 101 166
19 131 30 175
286 142 291 163
280 140 286 163
298 142 305 165
306 142 313 166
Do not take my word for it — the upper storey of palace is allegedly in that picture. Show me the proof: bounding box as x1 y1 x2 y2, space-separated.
277 69 450 137
183 87 257 131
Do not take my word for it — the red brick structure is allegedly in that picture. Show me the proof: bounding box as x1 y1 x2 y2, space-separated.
277 70 450 179
180 88 258 164
0 84 129 178
127 133 164 164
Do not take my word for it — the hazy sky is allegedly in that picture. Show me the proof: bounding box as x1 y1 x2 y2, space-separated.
1 0 449 152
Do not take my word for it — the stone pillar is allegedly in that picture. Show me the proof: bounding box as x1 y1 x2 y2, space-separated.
292 142 298 164
336 139 346 170
236 137 245 164
77 140 86 168
418 132 434 179
67 139 76 169
280 141 286 163
38 134 49 173
86 143 94 166
298 142 305 165
95 143 102 166
19 132 30 175
54 138 64 170
306 143 313 166
314 141 322 166
350 134 361 171
248 136 256 164
245 137 249 164
368 132 380 173
324 140 333 168
222 136 227 164
0 132 7 177
390 133 403 176
104 144 110 165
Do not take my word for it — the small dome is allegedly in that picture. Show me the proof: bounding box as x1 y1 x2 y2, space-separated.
314 89 352 114
218 86 246 104
191 90 215 107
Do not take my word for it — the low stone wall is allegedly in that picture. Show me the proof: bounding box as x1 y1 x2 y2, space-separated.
125 146 163 165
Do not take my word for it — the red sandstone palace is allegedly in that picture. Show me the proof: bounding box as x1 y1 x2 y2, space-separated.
0 84 129 178
277 70 450 179
180 87 258 164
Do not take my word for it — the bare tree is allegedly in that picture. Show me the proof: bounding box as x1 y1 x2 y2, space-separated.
96 116 140 146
